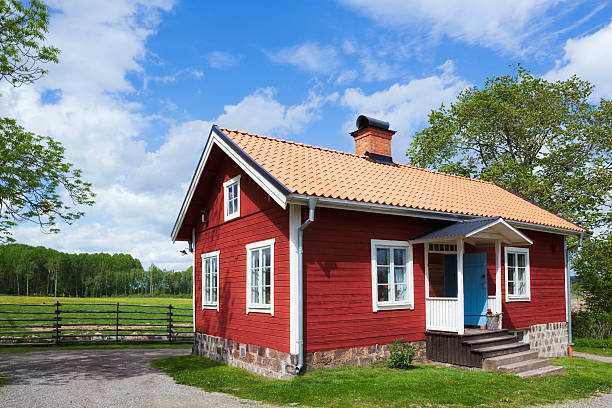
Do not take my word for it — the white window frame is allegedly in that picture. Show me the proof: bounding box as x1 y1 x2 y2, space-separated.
201 250 220 311
223 175 241 222
246 238 275 315
504 246 531 302
371 239 414 312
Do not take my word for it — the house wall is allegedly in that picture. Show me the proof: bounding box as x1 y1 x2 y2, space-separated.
193 157 290 354
302 207 445 353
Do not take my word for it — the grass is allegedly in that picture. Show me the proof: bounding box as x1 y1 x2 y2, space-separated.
574 346 612 357
0 295 193 341
0 374 7 387
573 338 612 357
152 356 612 408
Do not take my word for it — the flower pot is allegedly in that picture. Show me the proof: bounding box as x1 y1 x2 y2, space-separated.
486 315 501 330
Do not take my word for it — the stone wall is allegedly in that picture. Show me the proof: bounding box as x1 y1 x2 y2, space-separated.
193 331 426 378
526 322 568 357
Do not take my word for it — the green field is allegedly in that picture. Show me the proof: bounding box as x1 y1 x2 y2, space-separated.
0 295 193 343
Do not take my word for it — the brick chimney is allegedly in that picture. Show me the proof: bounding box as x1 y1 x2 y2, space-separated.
350 115 395 163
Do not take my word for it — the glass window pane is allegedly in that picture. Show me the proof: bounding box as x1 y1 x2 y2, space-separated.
377 248 389 265
517 281 526 295
262 247 271 267
394 248 405 266
377 266 389 284
263 266 271 286
251 269 259 287
508 281 514 294
264 286 271 304
251 250 259 269
378 285 389 302
508 266 515 282
395 284 407 301
251 286 259 304
212 290 217 302
508 253 515 267
518 253 526 267
394 266 406 284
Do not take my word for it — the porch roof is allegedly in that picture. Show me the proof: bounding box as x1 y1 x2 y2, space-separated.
410 217 533 246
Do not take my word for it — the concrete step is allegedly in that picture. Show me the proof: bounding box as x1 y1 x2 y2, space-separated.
463 335 517 347
472 342 530 359
517 365 566 378
483 350 539 371
498 358 551 374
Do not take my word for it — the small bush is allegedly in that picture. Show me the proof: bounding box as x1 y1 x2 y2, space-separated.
387 338 418 369
572 310 612 339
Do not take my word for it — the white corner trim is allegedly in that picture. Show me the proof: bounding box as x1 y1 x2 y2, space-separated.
370 239 414 312
223 175 241 222
504 246 531 302
245 238 276 316
289 204 301 355
201 250 220 311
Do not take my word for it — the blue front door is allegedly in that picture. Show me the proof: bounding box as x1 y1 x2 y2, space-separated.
463 252 487 326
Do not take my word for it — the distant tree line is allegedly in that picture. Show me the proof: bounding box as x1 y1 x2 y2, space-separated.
0 244 192 297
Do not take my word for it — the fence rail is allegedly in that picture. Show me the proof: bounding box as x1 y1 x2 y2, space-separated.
0 302 193 346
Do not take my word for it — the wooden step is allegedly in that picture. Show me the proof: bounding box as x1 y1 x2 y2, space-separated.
482 350 539 371
463 335 517 347
498 358 551 374
461 330 508 342
517 365 566 378
472 342 530 359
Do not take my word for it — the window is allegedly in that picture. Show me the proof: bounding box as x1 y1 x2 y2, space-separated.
371 240 414 312
223 175 241 222
246 239 275 315
202 251 220 310
505 247 530 301
428 243 457 253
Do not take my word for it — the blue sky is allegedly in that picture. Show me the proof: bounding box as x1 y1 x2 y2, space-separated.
2 0 611 269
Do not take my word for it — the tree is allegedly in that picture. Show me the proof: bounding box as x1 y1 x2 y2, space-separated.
573 234 612 315
407 65 612 232
0 0 94 242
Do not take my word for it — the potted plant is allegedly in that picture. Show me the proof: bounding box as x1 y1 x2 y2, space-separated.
486 309 502 330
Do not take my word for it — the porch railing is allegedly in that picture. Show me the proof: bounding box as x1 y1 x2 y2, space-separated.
426 297 459 332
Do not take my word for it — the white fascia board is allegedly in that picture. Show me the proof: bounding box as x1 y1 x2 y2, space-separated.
171 127 289 242
466 218 533 245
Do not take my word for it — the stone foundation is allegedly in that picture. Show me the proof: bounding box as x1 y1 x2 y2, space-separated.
525 322 568 357
193 332 426 378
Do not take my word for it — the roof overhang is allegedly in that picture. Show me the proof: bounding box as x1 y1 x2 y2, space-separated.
410 217 533 246
170 126 291 242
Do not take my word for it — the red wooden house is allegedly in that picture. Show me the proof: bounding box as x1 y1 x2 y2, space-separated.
172 116 586 378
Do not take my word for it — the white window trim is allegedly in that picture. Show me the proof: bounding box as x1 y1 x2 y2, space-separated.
201 250 220 311
371 239 414 312
223 175 241 222
246 238 275 315
504 246 531 302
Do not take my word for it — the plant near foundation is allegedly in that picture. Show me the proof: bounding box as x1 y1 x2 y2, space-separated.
386 338 418 369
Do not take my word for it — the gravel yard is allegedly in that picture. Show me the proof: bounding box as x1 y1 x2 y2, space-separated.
0 348 278 408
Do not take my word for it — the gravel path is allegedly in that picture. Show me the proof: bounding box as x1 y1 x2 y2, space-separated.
0 348 279 408
536 392 612 408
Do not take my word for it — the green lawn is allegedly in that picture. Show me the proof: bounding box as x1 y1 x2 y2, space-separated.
573 346 612 357
573 338 612 357
152 356 611 408
0 295 193 342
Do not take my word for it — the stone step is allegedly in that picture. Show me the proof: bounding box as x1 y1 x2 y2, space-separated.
472 342 530 359
482 350 540 371
517 365 566 378
463 335 517 347
498 358 551 374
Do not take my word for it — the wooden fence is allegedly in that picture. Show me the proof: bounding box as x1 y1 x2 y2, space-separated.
0 302 193 346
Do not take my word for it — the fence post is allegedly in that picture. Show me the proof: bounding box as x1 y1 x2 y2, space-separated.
168 304 173 344
55 301 60 345
116 303 119 343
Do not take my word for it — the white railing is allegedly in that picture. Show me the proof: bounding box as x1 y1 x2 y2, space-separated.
426 297 459 332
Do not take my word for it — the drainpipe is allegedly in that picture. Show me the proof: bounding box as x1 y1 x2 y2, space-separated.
568 232 584 352
295 197 317 374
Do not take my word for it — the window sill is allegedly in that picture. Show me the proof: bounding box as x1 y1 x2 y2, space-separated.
246 305 273 315
224 212 240 223
506 297 530 302
374 303 413 312
202 304 219 311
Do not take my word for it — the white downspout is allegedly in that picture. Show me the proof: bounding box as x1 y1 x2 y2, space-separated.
295 197 317 374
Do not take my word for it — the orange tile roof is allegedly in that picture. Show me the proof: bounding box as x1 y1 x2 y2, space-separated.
220 128 585 233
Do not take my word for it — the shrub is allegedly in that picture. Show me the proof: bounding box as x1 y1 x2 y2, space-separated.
387 338 418 369
572 310 612 339
573 337 612 349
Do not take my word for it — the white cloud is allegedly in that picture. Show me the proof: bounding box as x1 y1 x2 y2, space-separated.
338 0 566 55
341 61 470 159
546 20 612 99
206 51 239 69
266 42 342 74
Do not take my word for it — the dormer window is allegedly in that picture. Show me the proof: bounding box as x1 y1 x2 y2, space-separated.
223 175 241 222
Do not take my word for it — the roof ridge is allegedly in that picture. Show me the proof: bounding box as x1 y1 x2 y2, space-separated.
219 127 496 186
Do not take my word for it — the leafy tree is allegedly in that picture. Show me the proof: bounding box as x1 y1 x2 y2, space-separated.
0 0 94 242
407 66 612 232
573 234 612 315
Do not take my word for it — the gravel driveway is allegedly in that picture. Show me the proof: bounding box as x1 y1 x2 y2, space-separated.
0 348 278 408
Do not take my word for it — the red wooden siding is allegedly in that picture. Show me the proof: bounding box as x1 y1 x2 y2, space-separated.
302 207 444 352
193 148 290 353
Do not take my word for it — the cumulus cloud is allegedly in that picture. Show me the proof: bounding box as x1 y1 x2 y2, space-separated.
206 51 239 69
341 61 470 159
266 42 342 75
546 20 612 99
338 0 569 55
